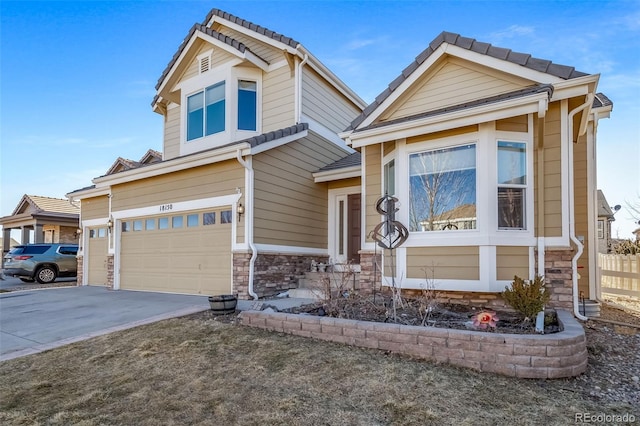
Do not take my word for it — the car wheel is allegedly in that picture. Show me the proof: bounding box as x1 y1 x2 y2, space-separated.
35 266 57 284
19 278 35 283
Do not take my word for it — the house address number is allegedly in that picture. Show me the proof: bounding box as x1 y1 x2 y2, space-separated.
159 203 173 212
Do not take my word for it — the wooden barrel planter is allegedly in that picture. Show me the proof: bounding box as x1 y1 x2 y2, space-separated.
208 295 238 315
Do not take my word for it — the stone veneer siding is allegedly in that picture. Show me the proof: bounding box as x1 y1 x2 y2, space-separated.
76 256 84 286
233 252 329 299
106 255 114 289
541 248 574 310
239 309 587 379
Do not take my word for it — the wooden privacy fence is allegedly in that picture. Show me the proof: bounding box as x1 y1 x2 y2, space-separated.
599 253 640 298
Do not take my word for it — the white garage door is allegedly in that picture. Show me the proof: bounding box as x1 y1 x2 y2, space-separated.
119 208 233 295
87 226 109 285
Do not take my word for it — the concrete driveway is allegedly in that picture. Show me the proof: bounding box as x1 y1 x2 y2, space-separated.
0 286 210 361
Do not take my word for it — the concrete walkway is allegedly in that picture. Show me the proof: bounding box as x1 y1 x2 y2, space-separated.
0 286 315 361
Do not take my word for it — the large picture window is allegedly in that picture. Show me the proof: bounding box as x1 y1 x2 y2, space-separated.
497 141 527 229
238 80 257 131
409 144 477 232
187 81 225 141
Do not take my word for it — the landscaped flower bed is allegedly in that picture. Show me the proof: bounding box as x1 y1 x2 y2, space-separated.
238 309 587 379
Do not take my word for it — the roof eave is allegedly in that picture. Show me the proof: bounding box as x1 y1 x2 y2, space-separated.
313 166 361 183
347 91 550 148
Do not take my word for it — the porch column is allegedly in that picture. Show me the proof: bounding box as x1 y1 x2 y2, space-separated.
2 227 11 269
21 226 29 244
34 224 44 243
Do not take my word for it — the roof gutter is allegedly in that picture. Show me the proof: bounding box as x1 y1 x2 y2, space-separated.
568 93 594 321
236 149 258 300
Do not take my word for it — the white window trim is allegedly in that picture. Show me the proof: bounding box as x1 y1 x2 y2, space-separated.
179 64 261 156
398 121 535 248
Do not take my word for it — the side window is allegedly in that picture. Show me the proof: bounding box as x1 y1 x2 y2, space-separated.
59 246 78 255
238 80 257 131
497 141 527 230
384 159 395 196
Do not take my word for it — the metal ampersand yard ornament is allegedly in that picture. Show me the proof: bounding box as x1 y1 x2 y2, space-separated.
371 194 409 250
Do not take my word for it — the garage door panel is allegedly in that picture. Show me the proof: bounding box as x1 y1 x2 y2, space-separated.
120 209 232 295
88 227 109 285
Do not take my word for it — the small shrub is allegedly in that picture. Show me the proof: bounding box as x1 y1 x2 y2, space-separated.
501 275 550 321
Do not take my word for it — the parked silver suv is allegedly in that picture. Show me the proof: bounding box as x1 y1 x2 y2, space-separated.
3 243 78 283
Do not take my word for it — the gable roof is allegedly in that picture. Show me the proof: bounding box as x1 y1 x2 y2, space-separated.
203 9 299 49
105 149 164 176
597 190 616 219
153 8 365 111
317 152 361 172
347 31 591 132
12 195 79 216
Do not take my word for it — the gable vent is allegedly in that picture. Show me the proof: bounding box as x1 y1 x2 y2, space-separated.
199 56 210 74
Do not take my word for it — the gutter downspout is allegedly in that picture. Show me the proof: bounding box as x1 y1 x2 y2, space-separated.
236 150 258 300
568 94 594 321
296 53 309 124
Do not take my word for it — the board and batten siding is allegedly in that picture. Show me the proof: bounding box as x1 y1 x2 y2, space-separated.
252 132 347 248
301 67 361 134
496 246 529 281
381 59 530 123
542 101 563 237
111 160 244 211
262 65 295 133
364 145 382 243
163 104 180 160
182 42 238 83
406 246 480 280
81 196 109 220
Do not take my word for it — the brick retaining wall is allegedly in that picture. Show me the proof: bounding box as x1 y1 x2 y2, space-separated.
238 309 587 379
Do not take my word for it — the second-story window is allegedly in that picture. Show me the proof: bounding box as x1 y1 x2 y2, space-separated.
238 80 257 131
187 81 226 141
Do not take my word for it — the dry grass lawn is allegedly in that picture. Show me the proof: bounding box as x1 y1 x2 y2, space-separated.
1 311 637 426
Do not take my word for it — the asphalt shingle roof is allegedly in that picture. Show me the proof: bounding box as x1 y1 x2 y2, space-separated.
317 152 361 172
203 9 300 49
347 31 591 132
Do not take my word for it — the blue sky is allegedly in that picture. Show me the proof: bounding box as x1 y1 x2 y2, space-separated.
1 0 639 238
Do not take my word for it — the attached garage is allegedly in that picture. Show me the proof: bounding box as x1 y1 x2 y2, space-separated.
118 208 233 295
87 226 109 285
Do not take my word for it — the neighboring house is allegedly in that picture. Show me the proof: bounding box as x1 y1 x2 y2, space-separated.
339 31 612 314
68 10 613 319
596 190 616 253
0 195 80 266
67 9 365 293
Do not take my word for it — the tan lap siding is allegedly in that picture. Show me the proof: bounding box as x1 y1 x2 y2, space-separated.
111 160 244 210
496 115 528 132
406 246 480 280
263 65 295 133
301 67 361 134
496 246 529 281
406 125 478 144
216 25 284 64
81 196 109 220
543 102 562 237
364 145 382 243
381 59 529 122
253 133 346 248
328 177 361 190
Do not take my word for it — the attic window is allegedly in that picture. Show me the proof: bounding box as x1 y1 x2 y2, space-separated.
197 50 213 75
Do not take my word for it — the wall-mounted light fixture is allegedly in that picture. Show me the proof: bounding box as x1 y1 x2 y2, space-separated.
237 203 245 221
107 218 113 231
76 228 83 235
